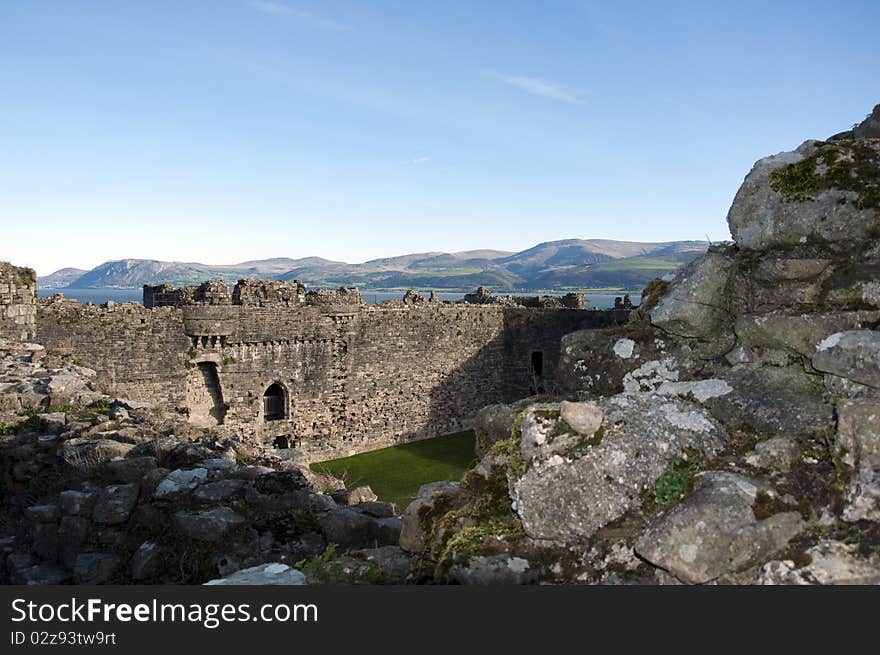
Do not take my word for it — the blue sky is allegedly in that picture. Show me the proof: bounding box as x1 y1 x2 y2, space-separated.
1 1 878 275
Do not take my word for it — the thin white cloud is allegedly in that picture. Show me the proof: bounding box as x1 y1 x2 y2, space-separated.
246 1 350 32
411 156 431 165
486 71 582 103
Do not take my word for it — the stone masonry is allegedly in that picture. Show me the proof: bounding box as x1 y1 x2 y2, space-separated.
0 262 37 342
37 279 629 461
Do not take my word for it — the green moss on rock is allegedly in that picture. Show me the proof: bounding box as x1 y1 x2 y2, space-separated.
652 449 703 509
769 139 880 211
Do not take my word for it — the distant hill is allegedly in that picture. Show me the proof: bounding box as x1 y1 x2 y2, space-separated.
38 267 88 288
43 239 707 292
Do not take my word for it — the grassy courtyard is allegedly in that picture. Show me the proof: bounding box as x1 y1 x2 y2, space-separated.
311 430 476 511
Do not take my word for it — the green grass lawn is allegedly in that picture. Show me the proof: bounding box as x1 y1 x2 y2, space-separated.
311 431 476 511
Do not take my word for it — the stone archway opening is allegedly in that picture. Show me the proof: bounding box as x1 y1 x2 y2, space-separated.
186 361 226 427
263 383 287 421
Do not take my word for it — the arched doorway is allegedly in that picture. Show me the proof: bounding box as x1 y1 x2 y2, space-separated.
263 383 287 421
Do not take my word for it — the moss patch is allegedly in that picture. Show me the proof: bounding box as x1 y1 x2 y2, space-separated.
435 522 525 580
769 139 880 211
295 546 384 584
652 450 703 509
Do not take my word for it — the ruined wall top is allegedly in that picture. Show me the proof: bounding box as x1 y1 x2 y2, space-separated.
144 278 364 309
0 262 37 342
143 280 601 311
462 286 587 309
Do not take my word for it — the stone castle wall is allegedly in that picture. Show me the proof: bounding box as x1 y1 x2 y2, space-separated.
37 287 628 461
0 262 37 342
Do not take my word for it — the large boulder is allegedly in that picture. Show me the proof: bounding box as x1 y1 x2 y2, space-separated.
635 472 804 584
727 139 880 252
513 394 728 543
650 252 734 346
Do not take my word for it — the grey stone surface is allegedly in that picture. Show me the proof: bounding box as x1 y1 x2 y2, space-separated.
655 379 733 403
705 365 834 436
154 467 208 497
635 472 804 584
399 481 461 553
447 555 538 585
514 394 728 543
727 139 880 251
474 403 518 457
173 507 245 541
73 551 121 584
356 546 414 583
812 330 880 389
60 439 135 468
130 541 163 581
836 400 880 522
204 562 306 585
650 252 733 341
746 436 802 473
100 456 157 483
192 479 245 503
735 312 880 359
759 540 880 585
92 483 139 525
319 508 399 549
38 412 67 434
58 516 89 569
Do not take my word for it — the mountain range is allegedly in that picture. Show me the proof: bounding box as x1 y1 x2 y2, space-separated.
39 239 708 293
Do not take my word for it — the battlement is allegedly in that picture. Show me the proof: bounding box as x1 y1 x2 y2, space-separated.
145 279 590 312
144 279 364 309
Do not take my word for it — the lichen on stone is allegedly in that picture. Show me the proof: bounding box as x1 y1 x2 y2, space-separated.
769 139 880 212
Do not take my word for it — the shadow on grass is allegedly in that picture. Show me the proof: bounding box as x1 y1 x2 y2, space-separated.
311 431 476 510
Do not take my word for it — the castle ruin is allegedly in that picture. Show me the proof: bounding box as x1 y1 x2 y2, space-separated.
0 263 37 343
34 277 628 461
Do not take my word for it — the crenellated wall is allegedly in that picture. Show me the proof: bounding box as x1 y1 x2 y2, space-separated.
37 287 629 461
0 263 37 342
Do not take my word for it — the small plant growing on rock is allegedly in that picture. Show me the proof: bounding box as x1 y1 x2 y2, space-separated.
652 451 702 509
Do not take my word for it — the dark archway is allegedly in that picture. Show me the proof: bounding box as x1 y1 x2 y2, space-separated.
263 383 287 421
